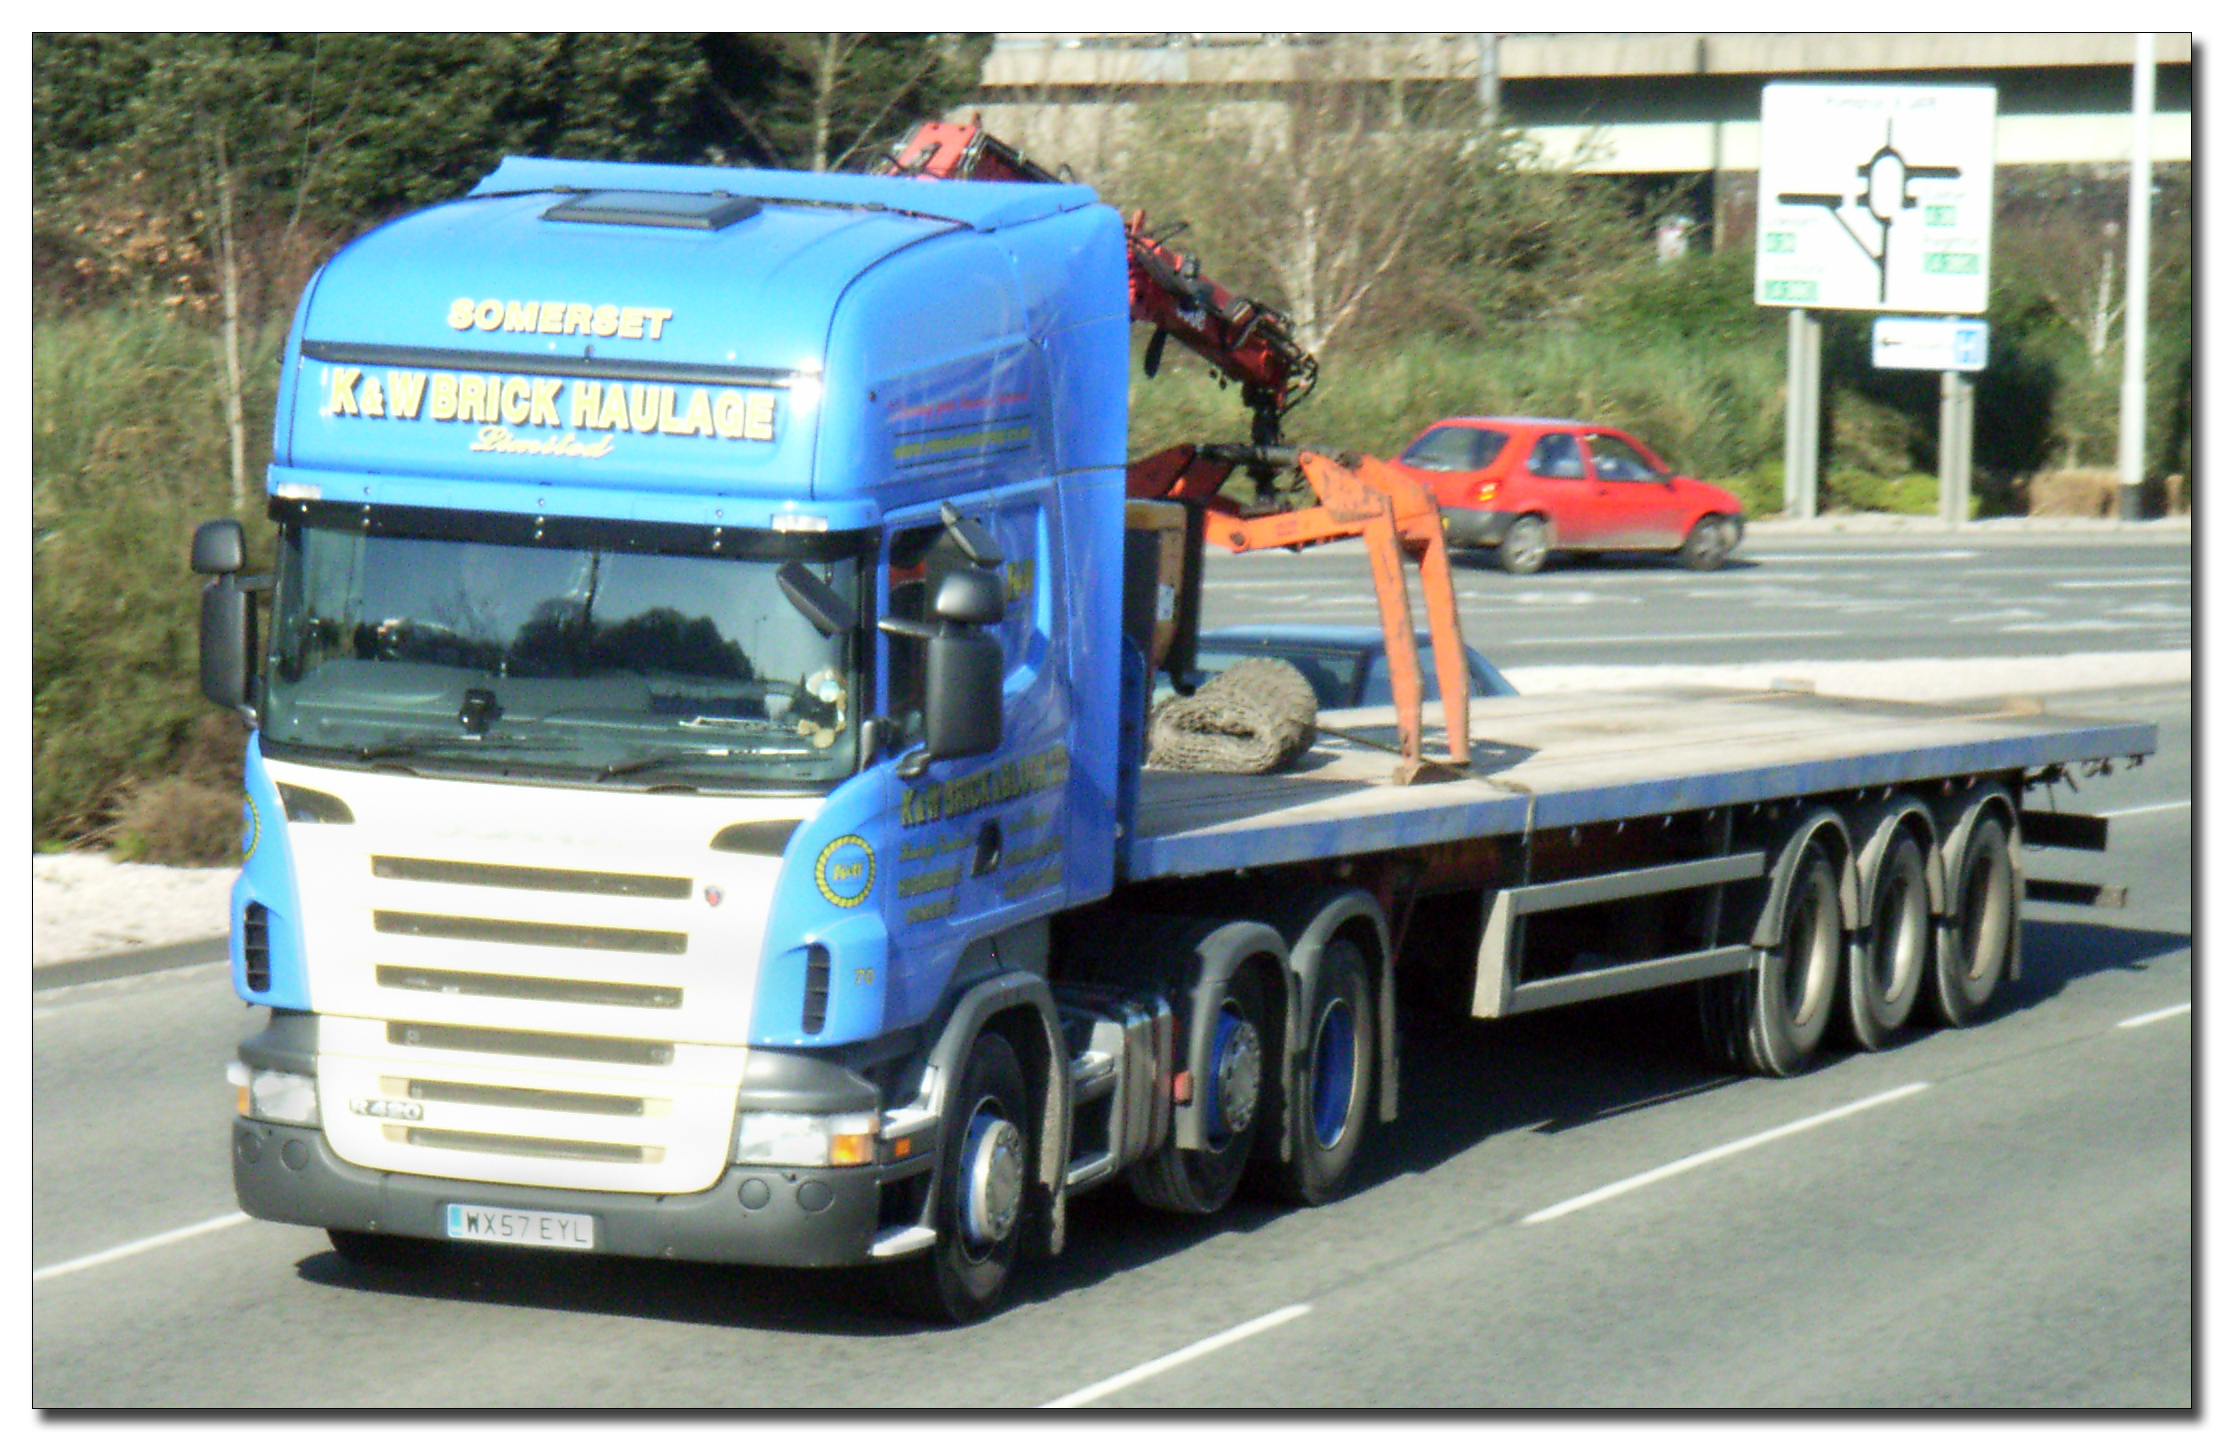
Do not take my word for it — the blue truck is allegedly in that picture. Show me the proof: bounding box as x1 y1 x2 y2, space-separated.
193 153 2154 1322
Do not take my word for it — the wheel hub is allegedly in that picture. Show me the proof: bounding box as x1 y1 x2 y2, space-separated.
1209 1009 1263 1141
958 1109 1025 1249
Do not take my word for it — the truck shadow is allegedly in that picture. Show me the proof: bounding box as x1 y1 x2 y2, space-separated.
290 920 2186 1334
2000 917 2190 1015
293 1242 924 1337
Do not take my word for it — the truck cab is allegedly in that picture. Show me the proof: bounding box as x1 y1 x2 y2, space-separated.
202 157 1136 1317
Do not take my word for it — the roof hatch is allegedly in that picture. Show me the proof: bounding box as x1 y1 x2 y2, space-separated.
542 189 761 231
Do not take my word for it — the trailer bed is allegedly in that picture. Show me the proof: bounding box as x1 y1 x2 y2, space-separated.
1126 685 2156 881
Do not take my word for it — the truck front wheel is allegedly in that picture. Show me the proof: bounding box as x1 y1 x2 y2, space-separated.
887 1030 1031 1324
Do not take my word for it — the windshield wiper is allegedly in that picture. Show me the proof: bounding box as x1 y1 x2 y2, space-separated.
349 732 555 766
595 751 729 785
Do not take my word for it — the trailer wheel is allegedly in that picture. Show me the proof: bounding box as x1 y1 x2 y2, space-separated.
1841 831 1929 1050
1130 965 1269 1215
887 1030 1031 1324
1703 842 1844 1077
326 1229 439 1271
1498 515 1552 575
1258 936 1375 1207
1929 812 2015 1027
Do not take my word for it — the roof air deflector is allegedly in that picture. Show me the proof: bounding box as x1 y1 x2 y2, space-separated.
542 190 761 231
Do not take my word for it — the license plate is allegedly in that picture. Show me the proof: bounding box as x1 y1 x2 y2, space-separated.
444 1202 596 1251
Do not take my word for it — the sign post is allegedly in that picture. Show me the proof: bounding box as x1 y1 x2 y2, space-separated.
1757 84 1996 520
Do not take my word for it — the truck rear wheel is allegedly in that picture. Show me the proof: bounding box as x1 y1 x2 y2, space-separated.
1702 841 1844 1077
1129 965 1269 1215
1928 812 2015 1027
1841 831 1929 1050
886 1030 1031 1324
1257 936 1374 1207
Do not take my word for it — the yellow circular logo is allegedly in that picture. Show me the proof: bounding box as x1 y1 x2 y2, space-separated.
814 835 874 908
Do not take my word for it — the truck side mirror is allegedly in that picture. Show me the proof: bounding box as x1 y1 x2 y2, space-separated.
932 566 1005 627
192 519 257 715
192 518 246 575
922 627 1002 763
200 573 258 713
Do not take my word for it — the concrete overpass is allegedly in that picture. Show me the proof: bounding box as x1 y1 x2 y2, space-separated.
967 32 2193 234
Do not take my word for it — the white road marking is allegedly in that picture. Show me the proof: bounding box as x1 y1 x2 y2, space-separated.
2055 578 2188 589
1042 1304 1313 1408
1495 629 1846 647
2100 800 2192 819
1745 550 1980 563
2001 620 2153 633
34 1212 252 1283
1521 1083 1932 1225
2117 1003 2191 1029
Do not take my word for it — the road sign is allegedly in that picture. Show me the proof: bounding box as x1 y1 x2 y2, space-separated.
1872 315 1989 371
1756 84 1996 314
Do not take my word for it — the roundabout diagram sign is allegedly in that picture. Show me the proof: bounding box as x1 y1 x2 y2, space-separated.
1755 83 1996 314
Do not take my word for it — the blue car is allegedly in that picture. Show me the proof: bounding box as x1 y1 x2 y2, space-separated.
1179 625 1517 709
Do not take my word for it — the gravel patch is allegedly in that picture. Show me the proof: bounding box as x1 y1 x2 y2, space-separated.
33 852 236 967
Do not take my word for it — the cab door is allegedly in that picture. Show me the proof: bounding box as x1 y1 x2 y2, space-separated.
879 487 1073 1020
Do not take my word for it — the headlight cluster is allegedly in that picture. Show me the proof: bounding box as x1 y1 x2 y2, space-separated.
732 1110 878 1168
227 1062 321 1127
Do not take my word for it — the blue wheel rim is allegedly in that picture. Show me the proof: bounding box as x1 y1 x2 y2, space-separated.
1311 998 1357 1148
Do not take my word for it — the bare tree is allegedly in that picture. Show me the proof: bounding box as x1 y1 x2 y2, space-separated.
194 114 247 510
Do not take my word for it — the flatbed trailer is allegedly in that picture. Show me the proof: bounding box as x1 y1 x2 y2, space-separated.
188 150 2158 1324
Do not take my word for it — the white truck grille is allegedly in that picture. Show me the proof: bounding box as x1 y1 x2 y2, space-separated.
269 760 809 1196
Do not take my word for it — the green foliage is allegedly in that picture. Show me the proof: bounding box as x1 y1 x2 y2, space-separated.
710 34 993 172
31 303 281 854
1133 325 1787 507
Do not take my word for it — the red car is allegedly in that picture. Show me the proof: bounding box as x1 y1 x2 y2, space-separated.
1392 416 1746 575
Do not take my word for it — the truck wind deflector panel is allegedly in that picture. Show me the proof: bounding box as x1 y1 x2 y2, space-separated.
542 189 761 231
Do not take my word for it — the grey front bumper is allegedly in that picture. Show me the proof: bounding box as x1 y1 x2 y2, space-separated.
234 1119 928 1269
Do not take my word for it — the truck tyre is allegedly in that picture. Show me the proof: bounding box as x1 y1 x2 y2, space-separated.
1840 830 1930 1050
1928 812 2016 1027
1678 515 1733 571
1702 841 1845 1077
887 1030 1031 1324
1498 515 1551 576
1257 936 1375 1207
326 1229 439 1271
1129 965 1269 1215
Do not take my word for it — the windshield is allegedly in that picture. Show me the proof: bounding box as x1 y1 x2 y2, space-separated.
262 507 865 789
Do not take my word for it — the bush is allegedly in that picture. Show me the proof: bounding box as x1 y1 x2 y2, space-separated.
32 302 277 859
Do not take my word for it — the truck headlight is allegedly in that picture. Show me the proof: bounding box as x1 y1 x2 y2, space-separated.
227 1061 321 1127
732 1110 879 1168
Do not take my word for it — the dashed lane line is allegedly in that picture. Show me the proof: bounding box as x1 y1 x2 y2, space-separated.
2118 1003 2191 1030
1042 1304 1313 1408
1520 1083 1933 1225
